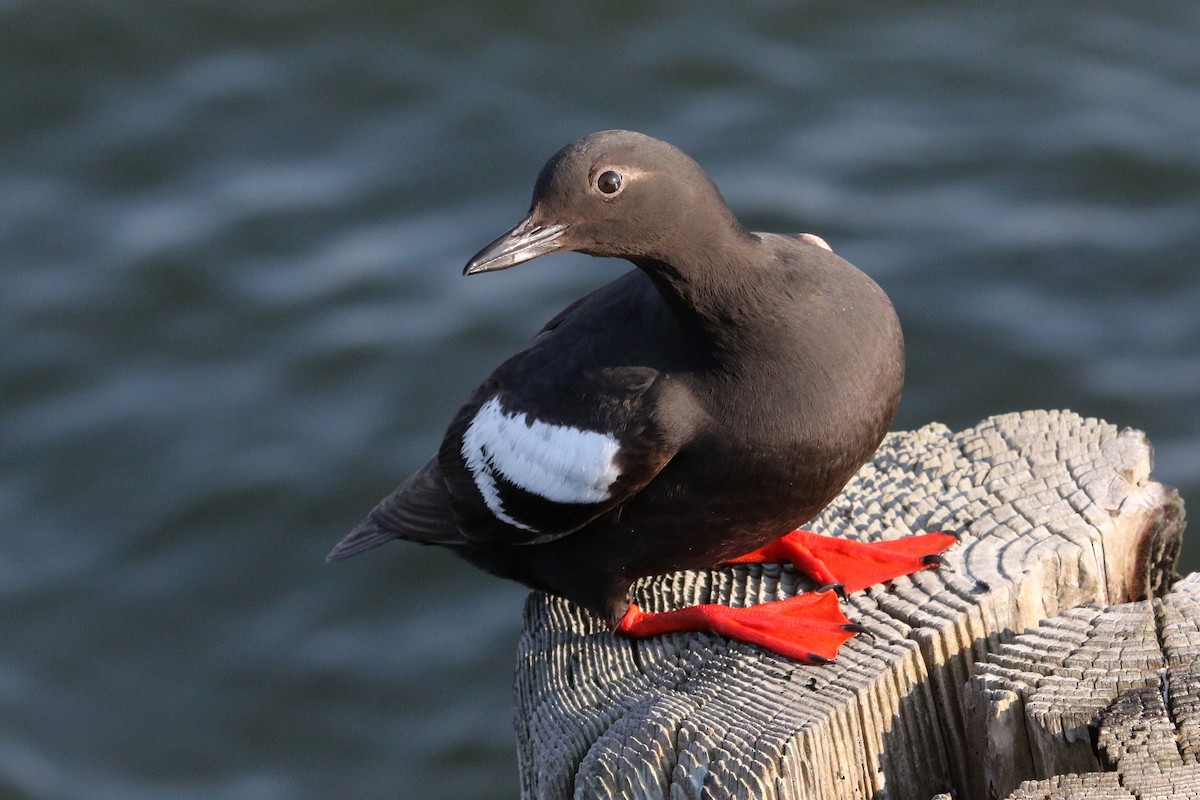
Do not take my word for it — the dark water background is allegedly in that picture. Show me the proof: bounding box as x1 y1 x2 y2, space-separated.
3 2 1198 798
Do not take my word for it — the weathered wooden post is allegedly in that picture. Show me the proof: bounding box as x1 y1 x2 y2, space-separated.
514 410 1187 800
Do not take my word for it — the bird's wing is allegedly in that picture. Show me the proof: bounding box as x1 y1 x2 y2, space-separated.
437 365 686 547
330 269 698 558
327 368 684 561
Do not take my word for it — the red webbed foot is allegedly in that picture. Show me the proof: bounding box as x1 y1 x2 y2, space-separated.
612 529 955 663
724 528 958 594
615 591 865 664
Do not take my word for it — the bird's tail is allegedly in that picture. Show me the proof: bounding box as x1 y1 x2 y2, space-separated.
326 520 396 562
326 457 465 563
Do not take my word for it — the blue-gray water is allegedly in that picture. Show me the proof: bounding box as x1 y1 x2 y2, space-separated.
3 3 1198 798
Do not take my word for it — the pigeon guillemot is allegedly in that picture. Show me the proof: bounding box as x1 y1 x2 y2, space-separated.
329 130 954 663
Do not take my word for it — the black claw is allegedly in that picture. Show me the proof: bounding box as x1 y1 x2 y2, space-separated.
805 653 833 666
922 553 949 567
939 529 963 540
816 582 848 600
841 623 874 638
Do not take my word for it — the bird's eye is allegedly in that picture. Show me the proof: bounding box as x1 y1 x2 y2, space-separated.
595 170 623 195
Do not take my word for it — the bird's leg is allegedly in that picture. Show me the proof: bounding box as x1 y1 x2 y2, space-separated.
613 529 956 663
723 528 957 595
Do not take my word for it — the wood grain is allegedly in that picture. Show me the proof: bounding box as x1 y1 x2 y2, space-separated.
513 410 1186 799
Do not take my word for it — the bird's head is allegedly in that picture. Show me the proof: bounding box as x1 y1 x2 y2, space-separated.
464 130 743 275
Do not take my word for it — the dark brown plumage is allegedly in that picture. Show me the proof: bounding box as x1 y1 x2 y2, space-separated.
329 130 908 633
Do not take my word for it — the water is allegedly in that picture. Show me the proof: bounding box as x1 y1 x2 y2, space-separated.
3 2 1198 798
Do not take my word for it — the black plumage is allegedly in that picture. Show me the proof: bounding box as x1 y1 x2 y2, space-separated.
329 130 905 628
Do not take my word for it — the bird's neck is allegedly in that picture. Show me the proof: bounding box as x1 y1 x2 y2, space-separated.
631 238 786 360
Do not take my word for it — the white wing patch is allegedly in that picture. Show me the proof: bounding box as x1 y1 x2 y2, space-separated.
461 396 622 531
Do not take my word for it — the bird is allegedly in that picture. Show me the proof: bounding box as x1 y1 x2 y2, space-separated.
328 130 955 664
